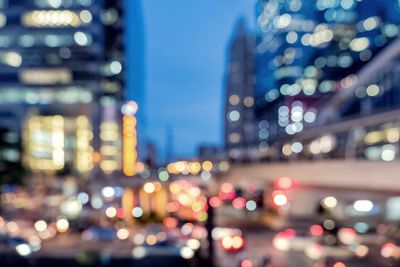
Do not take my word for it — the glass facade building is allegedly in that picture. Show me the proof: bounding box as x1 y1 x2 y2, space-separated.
0 0 125 175
254 0 400 161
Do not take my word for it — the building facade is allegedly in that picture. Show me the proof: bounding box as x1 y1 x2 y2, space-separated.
224 19 256 162
0 0 126 176
254 0 400 162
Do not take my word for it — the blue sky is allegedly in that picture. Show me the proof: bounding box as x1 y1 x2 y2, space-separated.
138 0 256 161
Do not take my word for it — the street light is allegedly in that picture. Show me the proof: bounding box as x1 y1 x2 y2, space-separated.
122 101 138 176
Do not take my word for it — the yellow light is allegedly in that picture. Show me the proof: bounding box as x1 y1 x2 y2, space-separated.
123 115 137 176
22 10 82 27
386 128 400 143
146 234 157 246
76 115 93 173
202 161 213 171
364 131 384 145
174 161 186 173
189 162 201 174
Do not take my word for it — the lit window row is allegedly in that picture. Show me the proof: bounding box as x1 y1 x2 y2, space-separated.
21 10 92 28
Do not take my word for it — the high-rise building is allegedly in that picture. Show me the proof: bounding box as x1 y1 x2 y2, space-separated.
254 0 400 161
224 19 256 161
0 0 126 176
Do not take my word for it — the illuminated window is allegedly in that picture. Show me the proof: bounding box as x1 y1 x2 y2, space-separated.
19 68 72 85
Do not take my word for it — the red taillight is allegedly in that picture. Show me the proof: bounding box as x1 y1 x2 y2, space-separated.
381 242 398 258
241 259 253 267
232 197 246 209
209 196 222 208
310 224 324 237
333 262 346 267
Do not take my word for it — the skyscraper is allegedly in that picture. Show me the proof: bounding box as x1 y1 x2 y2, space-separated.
254 0 400 160
224 19 256 161
0 0 126 176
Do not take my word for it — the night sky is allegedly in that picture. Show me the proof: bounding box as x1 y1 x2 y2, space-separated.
130 0 256 161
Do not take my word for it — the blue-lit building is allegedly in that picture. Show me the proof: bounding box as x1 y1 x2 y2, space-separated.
254 0 400 161
0 0 128 176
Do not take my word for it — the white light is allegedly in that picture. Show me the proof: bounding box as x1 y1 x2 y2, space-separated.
34 220 47 232
200 171 211 181
291 142 303 153
273 237 290 251
60 199 82 219
132 246 147 259
180 246 195 259
77 192 89 204
304 111 316 123
133 233 145 245
353 200 374 212
381 145 396 161
74 31 89 46
322 196 337 208
4 52 22 67
246 200 257 211
15 244 32 256
305 244 323 260
79 10 92 23
117 228 130 240
110 61 122 74
48 0 62 8
101 186 115 198
105 207 117 218
275 13 292 28
132 207 143 218
228 110 240 122
350 37 369 52
121 101 138 115
187 239 201 250
91 197 103 209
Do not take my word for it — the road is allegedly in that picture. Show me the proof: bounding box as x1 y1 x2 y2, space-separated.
213 186 394 267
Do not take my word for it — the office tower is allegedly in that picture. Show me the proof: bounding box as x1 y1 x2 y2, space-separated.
224 19 256 161
0 0 125 175
254 0 400 160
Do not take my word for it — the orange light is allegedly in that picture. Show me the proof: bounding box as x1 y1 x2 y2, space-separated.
333 262 346 267
122 115 137 176
163 217 178 229
92 151 102 163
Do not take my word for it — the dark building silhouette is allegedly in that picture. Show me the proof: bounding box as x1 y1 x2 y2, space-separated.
224 18 256 162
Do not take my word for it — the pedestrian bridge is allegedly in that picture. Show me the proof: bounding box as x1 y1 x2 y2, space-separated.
221 160 400 192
